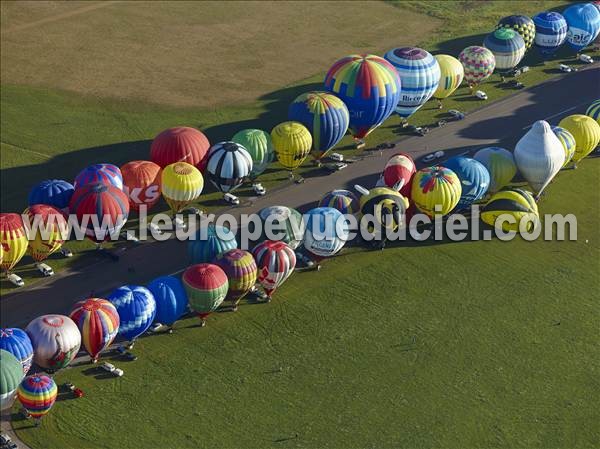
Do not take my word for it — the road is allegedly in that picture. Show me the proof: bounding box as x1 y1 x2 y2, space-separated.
2 66 599 327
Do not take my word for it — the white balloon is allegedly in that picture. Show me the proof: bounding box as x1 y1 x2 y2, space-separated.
26 315 81 371
514 120 565 197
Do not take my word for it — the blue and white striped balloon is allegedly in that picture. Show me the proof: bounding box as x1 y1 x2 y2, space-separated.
533 11 568 58
108 285 156 342
442 157 490 211
206 141 253 193
303 207 349 258
0 328 33 375
383 47 440 119
483 28 526 71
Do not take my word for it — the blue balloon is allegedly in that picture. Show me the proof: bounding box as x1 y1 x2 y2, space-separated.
443 157 490 211
303 207 349 258
188 225 237 264
563 3 600 52
74 163 123 190
0 328 33 374
108 285 156 341
533 11 568 57
28 179 74 212
147 276 189 326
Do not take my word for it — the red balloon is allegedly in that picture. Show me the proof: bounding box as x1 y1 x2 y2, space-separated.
150 127 210 171
383 153 416 197
69 183 130 243
120 160 162 212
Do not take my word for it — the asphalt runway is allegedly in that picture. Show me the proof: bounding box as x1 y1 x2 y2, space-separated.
2 66 599 327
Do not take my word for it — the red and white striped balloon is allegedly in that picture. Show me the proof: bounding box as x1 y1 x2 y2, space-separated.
251 241 296 298
383 153 416 197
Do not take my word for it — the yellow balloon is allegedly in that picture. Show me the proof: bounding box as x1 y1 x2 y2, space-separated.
23 205 68 263
271 121 312 171
411 166 462 217
357 187 410 234
433 55 464 100
161 162 204 213
481 188 539 233
558 115 600 164
0 213 29 273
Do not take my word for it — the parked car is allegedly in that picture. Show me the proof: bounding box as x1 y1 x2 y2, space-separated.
101 362 124 377
252 183 266 196
579 54 594 64
35 262 54 276
60 247 73 257
559 64 573 73
448 109 465 120
328 152 344 162
223 193 240 205
475 90 488 100
7 273 24 287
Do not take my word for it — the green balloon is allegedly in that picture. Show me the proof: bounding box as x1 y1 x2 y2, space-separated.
256 205 305 250
1 349 24 411
231 129 274 178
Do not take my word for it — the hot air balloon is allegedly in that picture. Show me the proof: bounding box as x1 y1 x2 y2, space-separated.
252 240 296 300
182 263 228 326
0 328 33 374
17 375 57 422
532 11 568 58
496 15 536 50
23 204 68 264
231 129 274 179
384 47 440 120
514 121 565 198
382 153 416 197
147 276 189 330
303 207 349 261
586 99 600 124
483 28 526 76
481 188 539 233
0 350 23 411
69 298 119 362
107 285 156 346
28 180 74 214
0 213 28 274
355 186 409 246
69 183 129 243
74 163 123 190
120 160 162 212
213 249 257 311
206 141 253 193
288 91 350 161
473 147 517 193
150 127 211 171
26 315 81 372
271 121 312 173
443 157 490 211
161 162 204 214
563 3 600 53
411 166 462 217
318 189 359 215
323 54 401 142
558 114 600 165
188 224 237 264
551 126 577 168
458 46 496 89
433 55 464 108
257 205 305 249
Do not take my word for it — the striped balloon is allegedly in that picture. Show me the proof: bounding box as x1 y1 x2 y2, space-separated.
483 28 525 71
551 126 576 167
357 187 410 236
147 276 189 326
69 298 120 361
252 240 296 298
74 163 123 190
481 188 539 233
384 47 440 119
188 224 238 264
271 121 312 171
69 183 130 242
0 213 29 272
564 3 600 52
383 153 416 197
257 206 305 249
303 207 349 259
533 11 568 58
496 15 536 50
586 99 600 124
150 127 211 171
17 375 57 419
0 329 33 374
433 55 464 101
411 166 462 217
324 54 401 139
108 285 156 342
459 46 496 88
288 91 349 161
23 204 67 262
443 156 490 211
319 189 359 215
473 147 517 193
206 141 253 193
213 249 257 306
183 263 228 322
0 350 23 411
161 162 204 213
231 129 274 178
28 180 74 214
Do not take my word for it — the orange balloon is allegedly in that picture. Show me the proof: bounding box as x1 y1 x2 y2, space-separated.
120 161 162 212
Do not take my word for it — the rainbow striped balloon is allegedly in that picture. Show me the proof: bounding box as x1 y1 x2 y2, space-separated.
213 249 257 305
17 375 57 419
0 213 29 273
69 298 120 361
411 166 462 217
384 47 440 119
318 189 359 215
161 162 204 213
458 46 496 88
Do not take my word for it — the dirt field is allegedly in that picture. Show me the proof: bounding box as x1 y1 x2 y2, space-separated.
1 1 440 108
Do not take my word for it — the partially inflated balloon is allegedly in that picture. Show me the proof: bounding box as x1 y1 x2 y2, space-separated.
74 163 123 190
481 188 539 232
0 329 33 374
483 28 526 72
357 187 409 236
382 153 416 197
150 127 210 171
188 224 237 264
496 15 536 50
586 99 600 124
319 190 359 215
563 3 600 52
551 126 576 167
108 285 156 342
257 206 305 249
533 11 568 58
324 54 401 139
69 298 120 361
231 129 274 178
558 114 600 163
252 240 296 298
17 375 57 420
411 166 462 217
206 141 253 193
183 263 228 323
271 122 312 171
303 207 349 259
0 213 28 273
473 147 517 193
443 157 490 211
28 180 74 214
161 162 204 213
433 55 464 101
23 204 67 263
26 315 81 371
0 350 23 411
147 276 189 327
120 161 162 212
459 46 496 88
288 92 349 161
213 249 257 306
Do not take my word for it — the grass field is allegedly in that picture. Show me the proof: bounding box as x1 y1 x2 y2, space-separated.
12 158 600 449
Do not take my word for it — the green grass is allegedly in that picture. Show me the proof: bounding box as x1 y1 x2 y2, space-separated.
13 158 600 449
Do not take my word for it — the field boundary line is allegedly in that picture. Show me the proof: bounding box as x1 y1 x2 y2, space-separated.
0 141 51 160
